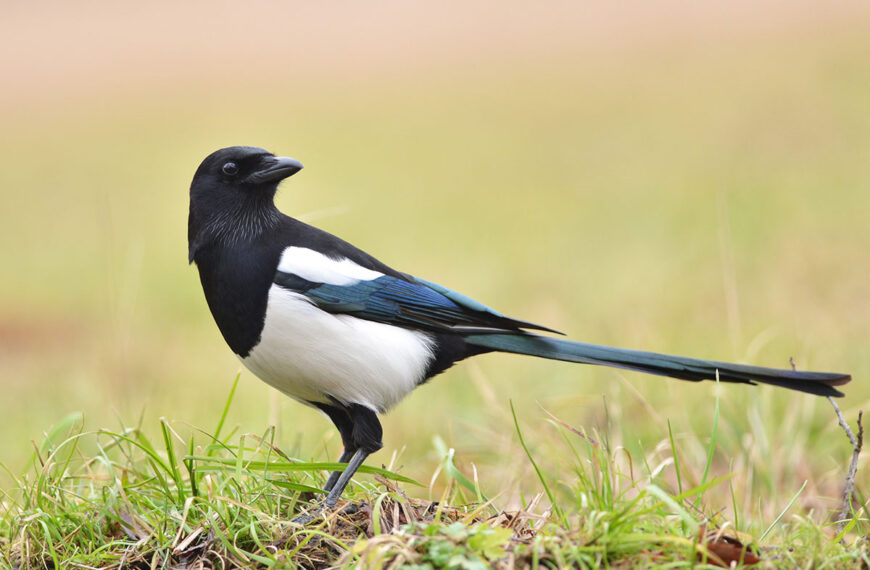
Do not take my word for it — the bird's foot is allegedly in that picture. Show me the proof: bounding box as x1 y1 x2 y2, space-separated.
291 512 317 525
291 500 366 524
291 504 323 525
338 501 365 516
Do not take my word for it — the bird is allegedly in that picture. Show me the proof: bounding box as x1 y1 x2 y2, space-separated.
188 145 851 517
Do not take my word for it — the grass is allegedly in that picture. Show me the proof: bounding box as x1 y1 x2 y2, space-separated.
1 379 867 568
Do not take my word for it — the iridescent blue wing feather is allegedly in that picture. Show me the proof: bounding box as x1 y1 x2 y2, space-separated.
274 271 559 334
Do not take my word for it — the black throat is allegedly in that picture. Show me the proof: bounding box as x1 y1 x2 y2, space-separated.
189 192 285 357
188 190 281 263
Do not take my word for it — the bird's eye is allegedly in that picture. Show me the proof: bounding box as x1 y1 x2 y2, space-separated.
221 162 239 176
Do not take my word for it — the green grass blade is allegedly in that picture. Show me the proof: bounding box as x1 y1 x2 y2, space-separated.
160 418 186 503
667 420 683 496
699 371 720 489
433 436 488 503
37 412 83 457
186 434 198 498
644 484 699 533
211 373 241 456
267 480 325 494
187 456 422 485
759 480 808 543
510 400 565 524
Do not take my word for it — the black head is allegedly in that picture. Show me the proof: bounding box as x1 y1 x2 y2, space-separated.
188 146 303 262
191 146 303 194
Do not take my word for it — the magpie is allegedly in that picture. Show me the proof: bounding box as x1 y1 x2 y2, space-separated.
188 146 850 514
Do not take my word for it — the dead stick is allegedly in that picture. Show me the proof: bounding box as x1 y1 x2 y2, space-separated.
827 397 863 534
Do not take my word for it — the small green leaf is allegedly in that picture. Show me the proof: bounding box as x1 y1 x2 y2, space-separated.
467 525 512 560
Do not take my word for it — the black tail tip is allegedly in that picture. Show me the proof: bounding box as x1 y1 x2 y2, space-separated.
826 373 852 398
779 372 851 398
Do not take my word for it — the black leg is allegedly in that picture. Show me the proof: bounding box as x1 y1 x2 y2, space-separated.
323 448 370 508
312 402 357 492
294 401 383 523
323 446 356 492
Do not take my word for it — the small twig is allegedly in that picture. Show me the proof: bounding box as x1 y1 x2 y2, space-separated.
827 397 863 534
537 403 597 445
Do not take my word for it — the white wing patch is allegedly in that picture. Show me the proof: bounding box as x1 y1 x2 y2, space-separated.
277 246 383 285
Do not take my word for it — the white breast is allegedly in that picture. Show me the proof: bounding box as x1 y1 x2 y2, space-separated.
242 285 435 413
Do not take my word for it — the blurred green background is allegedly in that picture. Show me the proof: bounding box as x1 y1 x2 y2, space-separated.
1 2 868 506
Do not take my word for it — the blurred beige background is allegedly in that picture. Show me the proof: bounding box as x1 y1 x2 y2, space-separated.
1 1 868 501
5 2 869 104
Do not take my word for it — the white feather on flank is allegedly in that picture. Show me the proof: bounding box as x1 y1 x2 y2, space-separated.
242 285 435 413
277 246 383 285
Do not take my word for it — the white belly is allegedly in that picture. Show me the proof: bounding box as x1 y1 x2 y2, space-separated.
242 285 435 413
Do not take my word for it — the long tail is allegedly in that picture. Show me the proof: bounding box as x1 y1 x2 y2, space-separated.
464 333 850 397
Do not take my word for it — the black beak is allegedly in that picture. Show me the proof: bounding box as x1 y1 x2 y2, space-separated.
247 156 303 184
